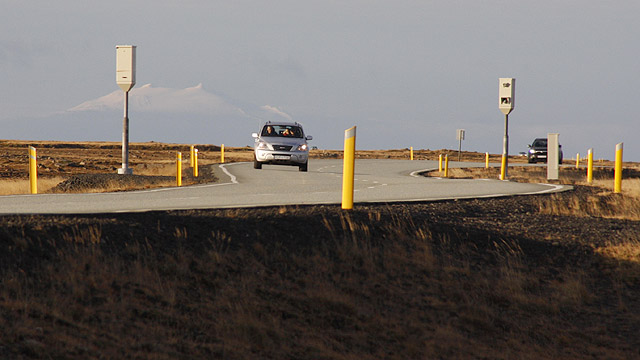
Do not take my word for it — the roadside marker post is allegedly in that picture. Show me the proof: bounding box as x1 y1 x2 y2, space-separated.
547 133 560 181
587 148 593 184
190 145 195 167
193 149 198 177
485 152 489 169
29 146 37 194
456 129 465 162
614 143 623 193
221 144 225 164
576 153 580 169
438 154 443 172
176 152 182 187
341 126 356 210
444 155 449 178
410 146 413 160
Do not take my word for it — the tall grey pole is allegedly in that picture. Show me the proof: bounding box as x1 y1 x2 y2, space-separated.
119 91 132 174
502 114 509 178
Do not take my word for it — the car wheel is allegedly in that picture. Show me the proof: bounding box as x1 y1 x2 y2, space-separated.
253 157 262 169
298 162 308 172
528 158 534 164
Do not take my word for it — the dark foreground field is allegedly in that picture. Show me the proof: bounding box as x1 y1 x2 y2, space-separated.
1 185 640 359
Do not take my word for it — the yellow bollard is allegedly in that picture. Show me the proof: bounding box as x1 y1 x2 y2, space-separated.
341 126 357 210
190 145 195 167
614 143 623 193
444 155 449 178
193 148 198 177
576 153 580 169
410 146 413 160
221 144 225 163
438 154 443 172
500 155 507 180
485 152 489 169
176 152 182 187
29 146 37 194
587 148 593 184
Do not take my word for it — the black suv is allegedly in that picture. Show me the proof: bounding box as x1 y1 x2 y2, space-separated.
527 138 563 164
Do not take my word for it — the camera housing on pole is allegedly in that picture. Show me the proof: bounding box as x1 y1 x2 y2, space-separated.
498 77 515 180
116 45 136 175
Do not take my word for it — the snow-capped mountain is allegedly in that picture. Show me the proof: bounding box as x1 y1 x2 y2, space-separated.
68 83 283 119
36 83 296 146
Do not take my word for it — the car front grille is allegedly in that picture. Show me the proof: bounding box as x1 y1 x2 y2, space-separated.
273 145 293 151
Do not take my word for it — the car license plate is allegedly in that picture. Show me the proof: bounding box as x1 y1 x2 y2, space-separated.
274 155 290 160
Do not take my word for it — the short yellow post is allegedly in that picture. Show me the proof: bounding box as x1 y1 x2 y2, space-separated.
587 148 593 184
190 145 195 167
500 155 507 180
444 155 449 178
438 154 443 172
341 126 356 210
614 143 623 193
29 146 37 194
193 148 198 177
485 152 489 169
176 152 182 187
576 153 580 169
410 146 414 160
221 144 225 164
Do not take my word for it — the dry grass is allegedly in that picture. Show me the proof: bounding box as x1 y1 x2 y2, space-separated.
0 177 65 195
1 199 640 358
435 165 640 289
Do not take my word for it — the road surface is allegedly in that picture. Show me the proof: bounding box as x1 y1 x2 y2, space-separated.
0 159 570 214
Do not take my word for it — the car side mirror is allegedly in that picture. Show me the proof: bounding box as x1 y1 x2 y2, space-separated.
251 133 258 138
306 135 313 141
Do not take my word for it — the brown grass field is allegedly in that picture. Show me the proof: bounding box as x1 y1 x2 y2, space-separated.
1 140 639 359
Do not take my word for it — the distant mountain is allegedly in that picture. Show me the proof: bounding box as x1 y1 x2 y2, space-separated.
68 83 289 119
35 84 296 146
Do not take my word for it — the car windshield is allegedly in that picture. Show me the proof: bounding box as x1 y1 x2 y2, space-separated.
533 139 547 147
261 125 303 138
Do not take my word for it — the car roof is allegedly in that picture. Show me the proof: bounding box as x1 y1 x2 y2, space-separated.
262 121 303 128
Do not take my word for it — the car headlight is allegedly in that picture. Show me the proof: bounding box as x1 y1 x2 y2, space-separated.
257 142 268 150
529 149 535 153
297 144 308 151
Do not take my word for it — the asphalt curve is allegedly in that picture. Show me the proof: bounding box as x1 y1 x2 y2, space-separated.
0 159 570 214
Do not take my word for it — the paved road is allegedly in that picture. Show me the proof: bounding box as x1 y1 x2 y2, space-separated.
0 159 570 214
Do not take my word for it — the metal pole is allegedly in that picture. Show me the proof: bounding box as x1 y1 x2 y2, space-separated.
119 91 132 174
458 138 462 162
502 113 509 178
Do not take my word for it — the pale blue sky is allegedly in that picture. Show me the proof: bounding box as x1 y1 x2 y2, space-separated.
2 1 639 160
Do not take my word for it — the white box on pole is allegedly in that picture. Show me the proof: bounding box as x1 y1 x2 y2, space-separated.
498 78 515 115
116 45 136 92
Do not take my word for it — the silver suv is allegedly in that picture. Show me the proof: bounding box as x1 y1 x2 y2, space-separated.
252 122 313 172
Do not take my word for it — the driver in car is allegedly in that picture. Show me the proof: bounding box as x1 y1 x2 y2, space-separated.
263 126 276 136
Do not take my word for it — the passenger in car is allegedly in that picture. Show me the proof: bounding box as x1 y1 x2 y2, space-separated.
263 126 276 137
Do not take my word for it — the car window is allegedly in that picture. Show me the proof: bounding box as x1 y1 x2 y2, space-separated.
261 125 303 138
533 139 547 147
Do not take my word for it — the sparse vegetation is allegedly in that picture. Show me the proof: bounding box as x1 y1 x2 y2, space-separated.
1 142 640 358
